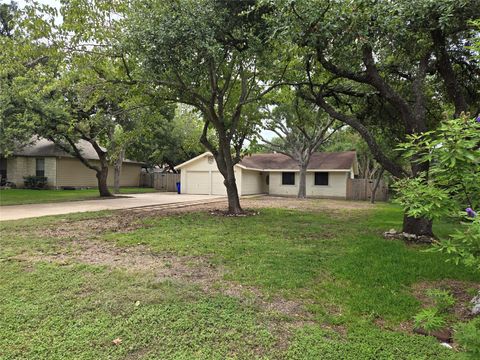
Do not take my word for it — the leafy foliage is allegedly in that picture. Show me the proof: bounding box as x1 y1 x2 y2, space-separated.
23 175 48 190
454 317 480 359
426 288 456 313
394 116 480 269
127 104 208 169
124 0 284 212
413 308 447 332
436 217 480 271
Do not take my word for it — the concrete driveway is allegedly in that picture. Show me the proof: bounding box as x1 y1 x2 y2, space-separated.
0 193 225 221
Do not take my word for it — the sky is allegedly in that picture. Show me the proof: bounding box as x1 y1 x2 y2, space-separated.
14 0 59 6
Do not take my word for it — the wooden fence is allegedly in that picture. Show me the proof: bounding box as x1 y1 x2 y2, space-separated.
346 178 388 202
140 172 180 192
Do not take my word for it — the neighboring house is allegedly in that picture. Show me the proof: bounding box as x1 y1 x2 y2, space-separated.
176 151 358 198
0 138 143 189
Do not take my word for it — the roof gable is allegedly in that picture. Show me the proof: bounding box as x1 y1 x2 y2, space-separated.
11 138 143 164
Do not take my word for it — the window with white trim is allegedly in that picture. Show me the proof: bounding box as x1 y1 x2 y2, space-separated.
282 172 295 185
314 172 328 185
36 158 45 177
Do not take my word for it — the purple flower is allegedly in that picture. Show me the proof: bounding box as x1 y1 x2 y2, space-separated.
466 207 477 218
476 115 480 123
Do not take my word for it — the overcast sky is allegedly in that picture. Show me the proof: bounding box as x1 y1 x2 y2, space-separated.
14 0 59 6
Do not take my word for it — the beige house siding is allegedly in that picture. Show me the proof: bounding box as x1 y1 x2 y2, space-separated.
241 169 264 195
117 163 142 187
306 172 349 198
268 172 297 196
56 158 141 188
268 171 349 198
6 156 57 188
56 158 98 187
44 157 57 188
7 157 27 186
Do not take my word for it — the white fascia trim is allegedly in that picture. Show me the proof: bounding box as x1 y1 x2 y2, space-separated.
235 165 350 172
175 152 212 170
266 169 351 172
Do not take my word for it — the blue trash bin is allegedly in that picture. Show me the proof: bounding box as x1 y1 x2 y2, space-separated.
176 181 181 194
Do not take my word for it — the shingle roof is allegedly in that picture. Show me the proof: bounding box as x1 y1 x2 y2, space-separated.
239 151 357 171
12 138 143 164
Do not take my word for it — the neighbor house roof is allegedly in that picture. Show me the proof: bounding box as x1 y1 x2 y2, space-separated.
238 151 358 172
176 151 358 174
11 138 143 164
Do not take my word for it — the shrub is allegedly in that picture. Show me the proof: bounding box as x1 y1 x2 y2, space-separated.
413 308 446 332
394 116 480 271
426 289 455 313
23 176 48 189
454 318 480 359
434 217 480 271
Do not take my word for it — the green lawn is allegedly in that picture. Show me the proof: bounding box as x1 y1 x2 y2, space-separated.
0 200 478 359
0 187 157 206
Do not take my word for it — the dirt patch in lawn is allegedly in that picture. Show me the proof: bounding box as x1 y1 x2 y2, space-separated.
36 215 145 240
13 239 313 324
14 240 221 285
32 196 371 241
33 202 229 240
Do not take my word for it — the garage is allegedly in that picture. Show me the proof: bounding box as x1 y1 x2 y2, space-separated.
185 171 210 194
183 170 227 195
176 153 235 196
211 171 227 195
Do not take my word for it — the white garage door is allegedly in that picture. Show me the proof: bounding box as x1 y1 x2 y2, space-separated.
186 171 210 194
211 172 227 195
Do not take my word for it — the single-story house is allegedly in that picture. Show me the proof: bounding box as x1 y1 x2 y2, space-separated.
176 151 358 199
0 138 143 189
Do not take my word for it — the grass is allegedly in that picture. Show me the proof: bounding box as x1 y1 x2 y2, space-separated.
0 200 478 359
0 187 157 206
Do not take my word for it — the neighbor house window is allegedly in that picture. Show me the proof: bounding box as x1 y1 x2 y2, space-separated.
282 172 295 185
36 158 45 177
0 158 6 180
314 172 329 186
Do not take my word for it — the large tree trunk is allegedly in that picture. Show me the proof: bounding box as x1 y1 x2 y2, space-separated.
370 167 384 204
402 159 433 236
298 163 307 199
212 137 243 215
402 214 433 237
224 171 242 214
96 166 112 197
113 149 125 194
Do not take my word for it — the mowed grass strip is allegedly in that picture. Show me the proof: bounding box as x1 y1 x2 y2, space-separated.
0 201 478 359
0 187 157 206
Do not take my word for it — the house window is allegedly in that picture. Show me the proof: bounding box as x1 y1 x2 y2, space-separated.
314 172 329 186
266 175 269 185
36 158 45 177
0 158 7 180
282 172 295 185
